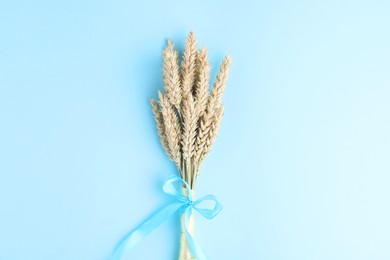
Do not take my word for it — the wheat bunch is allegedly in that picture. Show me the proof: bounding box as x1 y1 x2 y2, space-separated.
150 32 231 260
150 32 231 188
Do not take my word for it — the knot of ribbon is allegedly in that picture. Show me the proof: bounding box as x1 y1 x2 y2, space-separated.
110 175 222 260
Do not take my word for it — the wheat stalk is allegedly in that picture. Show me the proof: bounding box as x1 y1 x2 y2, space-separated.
150 32 231 260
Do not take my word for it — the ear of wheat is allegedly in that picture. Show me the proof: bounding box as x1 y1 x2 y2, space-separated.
150 32 231 260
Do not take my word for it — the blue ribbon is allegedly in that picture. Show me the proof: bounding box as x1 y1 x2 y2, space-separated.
110 175 222 260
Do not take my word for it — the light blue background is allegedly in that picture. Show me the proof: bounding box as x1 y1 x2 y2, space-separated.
1 0 390 259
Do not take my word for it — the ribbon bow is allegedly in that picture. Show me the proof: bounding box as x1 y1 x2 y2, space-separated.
111 175 222 260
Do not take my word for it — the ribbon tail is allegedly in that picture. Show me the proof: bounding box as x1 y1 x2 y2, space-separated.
111 202 183 260
183 208 209 260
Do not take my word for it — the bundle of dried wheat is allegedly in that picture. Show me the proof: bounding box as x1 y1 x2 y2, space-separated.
151 32 231 187
150 32 231 260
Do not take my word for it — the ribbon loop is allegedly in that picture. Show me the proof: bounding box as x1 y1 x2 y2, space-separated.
162 175 189 201
110 175 222 260
193 195 223 219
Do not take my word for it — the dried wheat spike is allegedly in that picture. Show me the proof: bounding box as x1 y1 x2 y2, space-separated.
194 56 231 164
199 105 224 163
181 94 197 161
163 40 181 110
150 98 172 158
206 55 231 114
158 91 181 165
181 32 198 99
194 48 210 118
193 110 212 165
